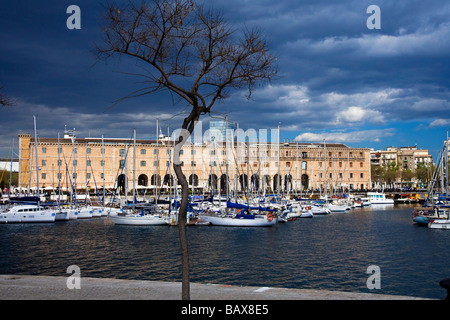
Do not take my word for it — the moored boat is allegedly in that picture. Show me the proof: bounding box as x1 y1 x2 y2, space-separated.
0 204 56 223
110 212 167 225
199 209 277 227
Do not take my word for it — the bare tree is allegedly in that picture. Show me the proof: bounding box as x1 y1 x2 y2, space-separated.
0 87 15 107
96 0 278 299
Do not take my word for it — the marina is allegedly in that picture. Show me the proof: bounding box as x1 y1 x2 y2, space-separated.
1 204 449 299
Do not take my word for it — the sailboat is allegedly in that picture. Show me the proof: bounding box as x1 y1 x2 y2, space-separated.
199 208 277 227
1 116 56 223
109 129 168 226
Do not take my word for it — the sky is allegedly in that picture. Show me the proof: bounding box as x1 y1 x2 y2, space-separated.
0 0 449 161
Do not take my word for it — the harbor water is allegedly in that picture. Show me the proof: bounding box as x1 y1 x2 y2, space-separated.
0 204 449 299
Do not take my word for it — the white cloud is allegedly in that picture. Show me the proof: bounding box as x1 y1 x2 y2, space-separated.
337 106 385 125
294 129 395 143
430 118 450 128
288 22 450 58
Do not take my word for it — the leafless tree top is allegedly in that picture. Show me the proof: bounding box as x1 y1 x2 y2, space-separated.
96 0 278 132
0 87 15 107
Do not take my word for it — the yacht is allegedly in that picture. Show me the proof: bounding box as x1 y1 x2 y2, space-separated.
0 204 56 223
366 192 394 204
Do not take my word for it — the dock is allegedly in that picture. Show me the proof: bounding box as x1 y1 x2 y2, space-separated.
0 274 432 300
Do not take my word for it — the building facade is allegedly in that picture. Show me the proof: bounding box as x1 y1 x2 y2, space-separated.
18 131 372 196
370 145 433 188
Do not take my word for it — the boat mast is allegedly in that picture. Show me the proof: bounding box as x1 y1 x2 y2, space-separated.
57 132 61 211
133 128 136 204
225 116 229 214
446 130 449 198
102 135 105 207
33 115 40 206
8 137 14 201
156 120 159 205
277 122 280 202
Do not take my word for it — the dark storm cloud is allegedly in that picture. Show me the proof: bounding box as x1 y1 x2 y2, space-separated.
0 0 449 157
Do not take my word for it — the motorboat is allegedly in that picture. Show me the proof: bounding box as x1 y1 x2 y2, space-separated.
0 204 56 223
367 192 394 204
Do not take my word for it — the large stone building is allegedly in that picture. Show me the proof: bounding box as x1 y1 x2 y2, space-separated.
17 130 372 196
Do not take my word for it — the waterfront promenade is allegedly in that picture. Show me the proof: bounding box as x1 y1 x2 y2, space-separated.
0 274 431 300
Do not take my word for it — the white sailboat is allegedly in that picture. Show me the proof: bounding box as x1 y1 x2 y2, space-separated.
109 129 168 226
428 217 450 230
1 116 56 223
199 209 277 227
55 132 71 221
110 207 168 225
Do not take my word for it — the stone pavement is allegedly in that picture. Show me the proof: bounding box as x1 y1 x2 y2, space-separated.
0 274 432 300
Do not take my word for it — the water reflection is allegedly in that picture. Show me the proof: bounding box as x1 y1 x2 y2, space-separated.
1 205 449 298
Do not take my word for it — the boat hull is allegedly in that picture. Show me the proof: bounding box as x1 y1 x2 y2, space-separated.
428 219 450 230
199 214 277 227
110 215 168 226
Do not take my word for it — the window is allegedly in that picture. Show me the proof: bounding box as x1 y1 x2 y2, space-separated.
119 149 125 157
42 160 46 166
191 150 196 155
301 152 307 159
191 161 196 167
350 173 353 178
58 160 62 166
339 162 342 167
42 147 46 153
301 161 307 170
140 161 146 167
100 160 104 166
286 161 291 167
141 149 146 155
153 161 159 166
360 173 364 178
101 173 104 179
58 147 62 153
350 162 353 167
42 173 46 179
153 149 158 155
57 173 62 180
86 173 91 179
360 162 363 167
87 148 91 154
73 160 77 166
285 151 290 157
119 159 125 168
101 148 105 155
86 160 91 166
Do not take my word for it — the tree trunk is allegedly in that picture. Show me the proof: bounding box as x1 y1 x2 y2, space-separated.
173 162 190 300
